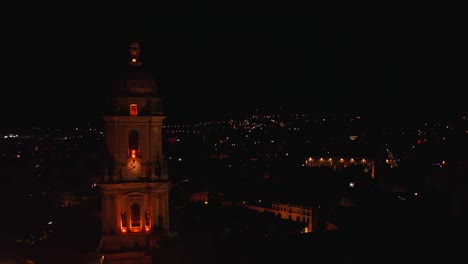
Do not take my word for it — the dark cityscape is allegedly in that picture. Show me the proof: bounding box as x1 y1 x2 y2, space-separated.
1 8 467 264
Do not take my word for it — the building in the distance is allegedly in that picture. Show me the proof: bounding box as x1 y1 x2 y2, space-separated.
244 201 339 233
98 42 172 264
304 156 375 178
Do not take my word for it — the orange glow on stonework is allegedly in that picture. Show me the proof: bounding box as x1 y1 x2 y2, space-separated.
131 150 136 159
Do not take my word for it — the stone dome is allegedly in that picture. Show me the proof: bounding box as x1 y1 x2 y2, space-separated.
111 68 158 97
110 41 159 97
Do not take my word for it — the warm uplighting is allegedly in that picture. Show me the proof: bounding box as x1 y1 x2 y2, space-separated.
145 226 150 232
131 150 136 159
121 227 127 233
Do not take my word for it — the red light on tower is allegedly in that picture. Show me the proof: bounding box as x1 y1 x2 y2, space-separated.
130 104 138 116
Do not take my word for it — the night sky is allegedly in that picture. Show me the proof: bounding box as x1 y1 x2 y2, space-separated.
1 5 465 127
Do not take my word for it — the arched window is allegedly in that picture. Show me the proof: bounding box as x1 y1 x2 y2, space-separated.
129 130 139 158
131 203 141 228
130 104 138 116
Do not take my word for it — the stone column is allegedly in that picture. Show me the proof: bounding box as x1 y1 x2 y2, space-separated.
110 193 118 233
153 192 160 228
101 193 109 233
164 191 170 230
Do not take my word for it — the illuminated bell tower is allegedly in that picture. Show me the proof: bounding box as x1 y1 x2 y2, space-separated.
99 41 171 264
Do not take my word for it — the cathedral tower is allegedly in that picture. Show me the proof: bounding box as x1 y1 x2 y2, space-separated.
99 42 171 264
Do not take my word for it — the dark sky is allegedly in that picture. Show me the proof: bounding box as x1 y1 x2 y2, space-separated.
1 4 465 127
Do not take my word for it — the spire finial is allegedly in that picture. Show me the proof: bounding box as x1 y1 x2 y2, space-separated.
128 41 142 67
